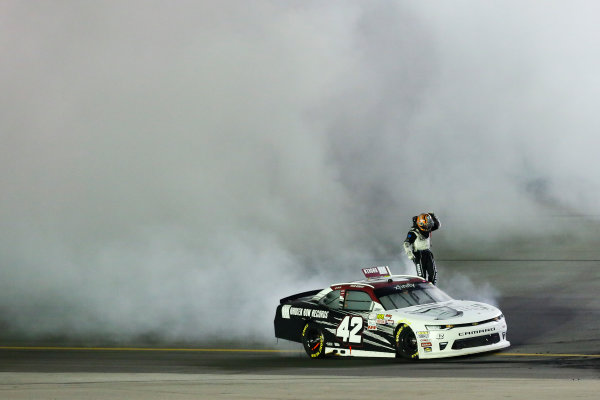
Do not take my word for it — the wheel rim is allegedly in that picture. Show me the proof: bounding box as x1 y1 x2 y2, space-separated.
307 331 320 349
396 325 418 359
303 324 324 357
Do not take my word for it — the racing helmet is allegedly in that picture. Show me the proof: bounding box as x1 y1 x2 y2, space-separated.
416 213 433 232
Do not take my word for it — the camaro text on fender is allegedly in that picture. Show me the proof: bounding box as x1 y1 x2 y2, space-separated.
458 327 496 336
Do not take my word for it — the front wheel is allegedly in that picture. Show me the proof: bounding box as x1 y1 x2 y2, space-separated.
302 323 325 358
395 324 419 360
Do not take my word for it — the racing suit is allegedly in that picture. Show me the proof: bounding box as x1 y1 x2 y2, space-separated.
403 213 441 285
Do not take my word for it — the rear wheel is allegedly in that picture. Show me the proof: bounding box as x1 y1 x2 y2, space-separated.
302 323 325 358
395 324 419 360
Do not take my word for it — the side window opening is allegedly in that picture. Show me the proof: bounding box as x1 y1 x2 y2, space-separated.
319 289 342 310
344 290 374 311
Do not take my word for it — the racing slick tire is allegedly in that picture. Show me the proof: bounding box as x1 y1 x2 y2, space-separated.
301 322 326 359
395 324 419 360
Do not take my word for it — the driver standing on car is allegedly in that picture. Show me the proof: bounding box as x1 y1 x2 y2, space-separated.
403 212 441 285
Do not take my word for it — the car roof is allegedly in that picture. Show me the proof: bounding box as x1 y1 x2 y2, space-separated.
331 275 427 290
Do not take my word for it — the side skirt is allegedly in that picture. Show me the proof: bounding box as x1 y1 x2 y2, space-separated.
326 348 395 358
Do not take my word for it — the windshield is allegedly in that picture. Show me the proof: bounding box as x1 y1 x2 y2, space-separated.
375 282 452 310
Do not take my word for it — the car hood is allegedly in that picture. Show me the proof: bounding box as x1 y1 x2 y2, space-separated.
387 300 501 324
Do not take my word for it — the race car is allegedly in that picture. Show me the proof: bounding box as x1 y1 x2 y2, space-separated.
274 266 509 359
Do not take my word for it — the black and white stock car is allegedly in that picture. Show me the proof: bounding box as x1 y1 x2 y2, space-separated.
274 267 509 359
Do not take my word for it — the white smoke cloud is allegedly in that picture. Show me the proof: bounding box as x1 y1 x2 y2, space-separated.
1 1 598 342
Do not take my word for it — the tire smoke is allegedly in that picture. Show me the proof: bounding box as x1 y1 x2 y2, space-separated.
1 1 598 343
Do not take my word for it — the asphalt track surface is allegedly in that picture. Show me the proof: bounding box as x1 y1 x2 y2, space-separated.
1 257 599 398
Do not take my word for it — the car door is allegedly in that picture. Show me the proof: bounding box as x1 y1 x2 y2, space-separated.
332 289 376 347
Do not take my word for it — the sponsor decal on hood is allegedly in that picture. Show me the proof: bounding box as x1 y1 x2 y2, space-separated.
406 305 463 320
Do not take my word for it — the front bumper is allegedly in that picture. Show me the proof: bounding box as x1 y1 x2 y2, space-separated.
417 320 509 359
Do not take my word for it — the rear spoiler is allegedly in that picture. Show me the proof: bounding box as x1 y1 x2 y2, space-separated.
279 289 322 304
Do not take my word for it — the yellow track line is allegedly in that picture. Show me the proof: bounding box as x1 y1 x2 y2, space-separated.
0 347 598 357
0 346 300 352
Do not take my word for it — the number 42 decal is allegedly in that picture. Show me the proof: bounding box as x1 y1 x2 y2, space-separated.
336 316 363 343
